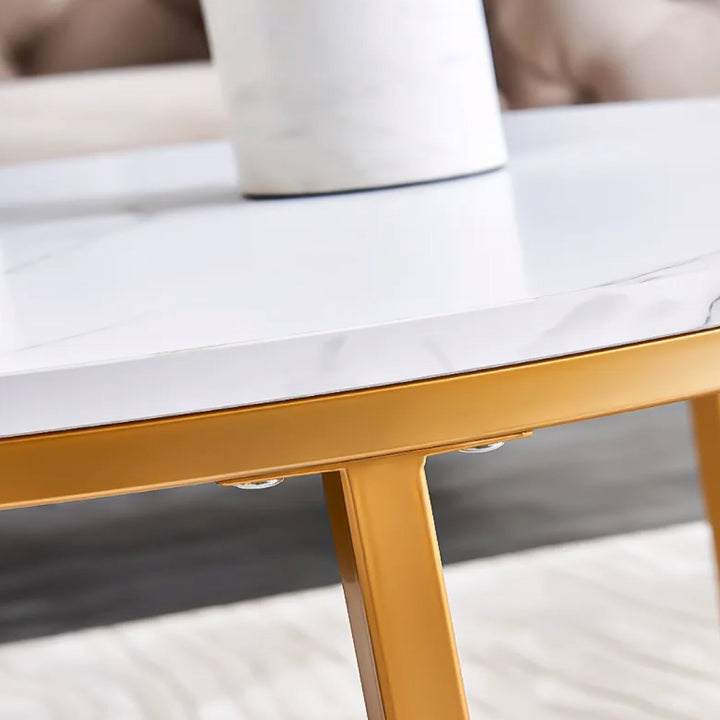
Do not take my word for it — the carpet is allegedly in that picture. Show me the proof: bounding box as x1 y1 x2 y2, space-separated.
0 522 717 719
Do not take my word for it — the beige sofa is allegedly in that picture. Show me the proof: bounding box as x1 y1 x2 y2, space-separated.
0 63 228 162
0 0 207 78
487 0 720 108
1 0 720 163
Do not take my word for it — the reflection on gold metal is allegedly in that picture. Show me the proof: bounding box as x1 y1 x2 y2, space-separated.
216 432 534 489
692 393 720 573
2 329 720 510
323 456 470 720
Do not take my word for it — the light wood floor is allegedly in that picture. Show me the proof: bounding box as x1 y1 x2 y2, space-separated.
0 522 717 719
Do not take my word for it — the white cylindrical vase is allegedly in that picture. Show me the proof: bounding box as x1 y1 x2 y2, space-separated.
201 0 506 197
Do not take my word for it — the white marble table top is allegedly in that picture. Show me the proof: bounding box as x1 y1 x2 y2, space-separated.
2 98 720 438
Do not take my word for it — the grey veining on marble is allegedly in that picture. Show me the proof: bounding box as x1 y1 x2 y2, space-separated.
1 99 720 436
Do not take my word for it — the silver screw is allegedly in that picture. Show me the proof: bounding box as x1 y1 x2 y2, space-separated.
458 442 505 454
229 478 285 489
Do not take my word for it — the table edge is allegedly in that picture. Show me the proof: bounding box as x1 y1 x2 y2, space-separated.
1 328 719 510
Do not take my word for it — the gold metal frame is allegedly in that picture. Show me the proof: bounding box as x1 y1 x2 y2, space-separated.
324 456 470 720
692 393 720 574
2 328 720 509
2 328 720 719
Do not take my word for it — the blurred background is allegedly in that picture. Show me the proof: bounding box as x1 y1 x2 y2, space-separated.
1 1 720 717
3 0 720 162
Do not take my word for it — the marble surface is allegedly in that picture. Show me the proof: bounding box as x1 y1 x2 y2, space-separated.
202 0 505 195
1 99 720 437
1 523 718 719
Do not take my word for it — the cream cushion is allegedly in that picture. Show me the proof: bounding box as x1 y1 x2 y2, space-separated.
488 0 720 108
0 63 228 163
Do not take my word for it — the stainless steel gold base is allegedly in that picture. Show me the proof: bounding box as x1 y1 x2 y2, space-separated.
3 329 720 719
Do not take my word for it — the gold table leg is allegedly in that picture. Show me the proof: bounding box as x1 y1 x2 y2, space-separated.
323 454 469 720
693 394 720 569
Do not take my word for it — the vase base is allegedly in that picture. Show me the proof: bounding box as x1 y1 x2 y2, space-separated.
242 164 507 201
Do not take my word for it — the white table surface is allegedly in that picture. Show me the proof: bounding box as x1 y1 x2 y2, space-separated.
1 98 720 438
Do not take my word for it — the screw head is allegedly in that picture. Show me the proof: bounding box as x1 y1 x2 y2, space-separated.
458 442 505 454
230 478 285 489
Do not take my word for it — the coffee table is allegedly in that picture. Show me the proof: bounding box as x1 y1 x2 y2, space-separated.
2 98 720 720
